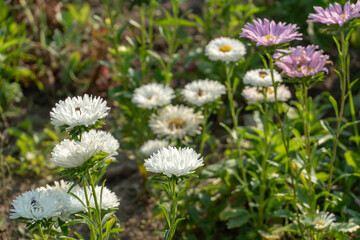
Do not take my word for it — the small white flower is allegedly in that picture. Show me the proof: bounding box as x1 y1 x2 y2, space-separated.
132 83 175 109
243 69 282 87
313 212 336 230
70 186 120 212
149 105 203 139
241 85 291 104
181 79 226 106
144 146 204 177
10 189 62 222
50 94 109 130
205 37 246 63
51 130 119 168
140 139 169 156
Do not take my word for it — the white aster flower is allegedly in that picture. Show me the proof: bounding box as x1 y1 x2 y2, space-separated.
181 79 226 106
313 212 336 230
205 37 246 63
51 130 119 168
241 85 291 104
50 94 109 130
132 83 175 109
140 139 169 156
10 189 62 222
70 186 120 212
149 105 203 139
144 146 204 177
39 181 84 220
243 69 282 87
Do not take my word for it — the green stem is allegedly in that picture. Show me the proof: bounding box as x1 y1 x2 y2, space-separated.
38 223 47 240
225 64 237 129
326 31 348 208
167 177 178 240
88 170 103 240
83 177 96 240
258 100 270 228
199 107 209 155
267 53 304 237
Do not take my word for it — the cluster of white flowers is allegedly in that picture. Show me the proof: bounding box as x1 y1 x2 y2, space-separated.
10 95 120 223
149 105 203 139
144 146 204 177
10 181 119 222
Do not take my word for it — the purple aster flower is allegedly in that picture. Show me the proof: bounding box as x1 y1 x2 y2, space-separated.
273 45 330 78
308 1 360 27
240 18 302 46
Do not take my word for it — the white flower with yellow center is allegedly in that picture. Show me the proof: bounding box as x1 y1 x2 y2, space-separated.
241 85 291 104
144 146 204 177
243 69 282 87
205 37 246 63
181 79 226 106
51 130 119 168
50 94 109 130
149 105 203 139
140 139 169 156
313 212 336 230
10 189 61 222
132 83 175 109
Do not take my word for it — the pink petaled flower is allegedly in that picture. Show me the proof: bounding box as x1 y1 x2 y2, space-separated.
240 18 302 46
273 45 330 78
308 1 360 27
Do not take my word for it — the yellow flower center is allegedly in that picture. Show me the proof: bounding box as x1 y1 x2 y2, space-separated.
340 14 347 19
317 222 325 227
259 71 268 79
257 87 274 94
148 95 159 101
168 118 186 130
296 67 314 73
219 45 232 52
263 35 277 41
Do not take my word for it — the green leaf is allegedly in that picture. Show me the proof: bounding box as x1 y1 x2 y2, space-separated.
330 222 360 233
158 204 171 228
155 18 196 27
173 217 185 229
316 172 329 182
328 95 338 118
220 208 248 221
344 151 360 170
226 215 250 229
